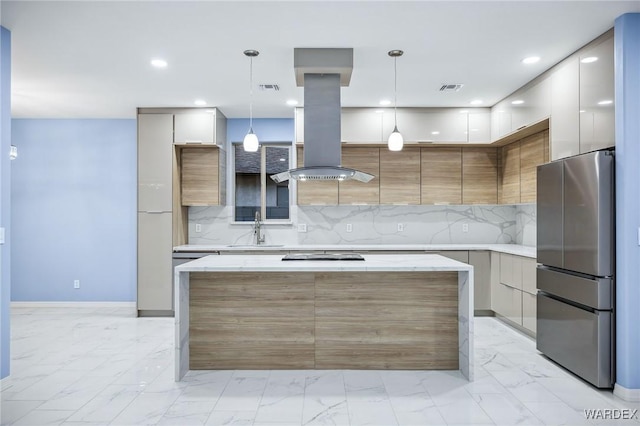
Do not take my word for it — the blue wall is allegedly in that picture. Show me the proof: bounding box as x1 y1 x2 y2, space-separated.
615 13 640 395
227 118 294 143
1 26 12 380
11 119 137 302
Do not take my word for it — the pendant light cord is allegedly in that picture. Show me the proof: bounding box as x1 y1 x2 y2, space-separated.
249 55 254 131
394 55 398 128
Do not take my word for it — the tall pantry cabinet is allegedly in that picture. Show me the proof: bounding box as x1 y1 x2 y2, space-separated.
137 108 227 316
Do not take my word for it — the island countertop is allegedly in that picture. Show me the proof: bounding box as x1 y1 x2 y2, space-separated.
174 253 474 273
174 253 474 382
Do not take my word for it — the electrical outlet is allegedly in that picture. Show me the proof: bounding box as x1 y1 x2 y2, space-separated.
298 223 307 233
195 224 202 233
462 223 469 233
346 224 353 233
73 280 80 289
397 223 404 232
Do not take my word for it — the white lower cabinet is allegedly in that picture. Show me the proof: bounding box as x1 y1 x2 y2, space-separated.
492 253 537 335
522 292 537 333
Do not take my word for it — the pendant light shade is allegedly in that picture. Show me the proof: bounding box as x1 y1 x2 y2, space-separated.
388 127 404 151
387 49 404 151
243 49 260 152
243 130 259 152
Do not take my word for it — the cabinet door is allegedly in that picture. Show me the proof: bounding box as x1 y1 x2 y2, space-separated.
138 212 173 311
421 147 461 205
424 112 467 143
511 78 551 131
296 147 338 205
519 131 548 203
339 147 380 204
522 292 537 333
433 251 469 263
551 57 580 160
491 100 512 141
341 109 383 142
521 257 537 295
462 148 498 204
379 147 421 204
181 147 220 205
493 282 523 326
174 113 215 144
138 114 173 212
384 110 426 142
579 35 614 153
468 111 491 143
469 251 491 311
500 253 523 290
295 108 304 143
499 142 521 204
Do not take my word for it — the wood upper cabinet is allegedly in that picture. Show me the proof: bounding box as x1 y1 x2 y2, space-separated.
339 147 380 204
462 148 498 204
296 147 339 205
499 142 521 204
180 146 225 206
421 147 462 205
379 147 421 204
520 130 548 203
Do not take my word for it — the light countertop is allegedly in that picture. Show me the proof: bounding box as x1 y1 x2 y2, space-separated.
173 243 536 258
174 253 473 273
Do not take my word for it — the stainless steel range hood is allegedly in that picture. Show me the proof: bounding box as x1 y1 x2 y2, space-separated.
271 48 374 184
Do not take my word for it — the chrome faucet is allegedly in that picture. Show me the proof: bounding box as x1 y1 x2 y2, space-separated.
254 211 265 245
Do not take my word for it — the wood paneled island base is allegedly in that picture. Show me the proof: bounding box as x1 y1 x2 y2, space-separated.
175 254 473 381
189 271 458 370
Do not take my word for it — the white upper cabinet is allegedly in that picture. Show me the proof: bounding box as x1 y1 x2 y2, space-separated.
579 35 615 153
341 109 384 142
551 57 580 160
510 77 551 131
491 99 513 141
173 110 226 145
468 110 491 143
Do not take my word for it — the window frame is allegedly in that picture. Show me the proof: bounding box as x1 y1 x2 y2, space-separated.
231 141 293 224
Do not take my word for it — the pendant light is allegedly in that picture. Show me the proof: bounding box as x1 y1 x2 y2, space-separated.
387 49 404 151
243 50 260 152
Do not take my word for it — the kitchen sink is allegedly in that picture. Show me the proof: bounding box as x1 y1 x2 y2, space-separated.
225 244 285 248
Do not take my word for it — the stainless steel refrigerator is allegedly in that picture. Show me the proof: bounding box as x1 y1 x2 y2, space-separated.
536 148 615 388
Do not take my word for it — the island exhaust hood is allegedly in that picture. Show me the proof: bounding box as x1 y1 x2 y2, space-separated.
271 48 374 184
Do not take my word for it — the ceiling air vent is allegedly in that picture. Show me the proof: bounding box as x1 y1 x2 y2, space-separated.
439 84 464 92
259 84 280 91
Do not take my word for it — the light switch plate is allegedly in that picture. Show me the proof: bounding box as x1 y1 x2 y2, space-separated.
346 224 353 233
0 227 4 244
195 224 202 233
397 223 404 232
298 224 307 233
462 223 469 233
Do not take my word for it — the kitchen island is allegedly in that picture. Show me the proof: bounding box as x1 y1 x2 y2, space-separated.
174 254 474 381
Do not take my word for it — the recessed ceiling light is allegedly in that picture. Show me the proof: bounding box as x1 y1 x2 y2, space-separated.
470 100 483 105
150 58 168 68
375 110 384 114
522 56 541 65
581 56 599 63
194 99 207 106
286 99 299 106
598 100 613 105
511 100 525 105
279 158 286 162
431 131 440 135
459 110 469 114
379 99 391 106
580 110 586 113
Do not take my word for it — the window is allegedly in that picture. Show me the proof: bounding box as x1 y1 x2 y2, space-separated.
234 143 291 222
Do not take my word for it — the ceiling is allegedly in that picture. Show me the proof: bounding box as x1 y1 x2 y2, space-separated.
2 1 639 119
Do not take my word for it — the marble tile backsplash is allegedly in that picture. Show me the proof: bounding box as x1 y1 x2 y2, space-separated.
515 204 536 246
188 204 536 247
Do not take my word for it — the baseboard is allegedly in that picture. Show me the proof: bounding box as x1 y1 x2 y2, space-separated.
614 383 640 402
494 313 536 339
11 301 136 309
474 309 495 317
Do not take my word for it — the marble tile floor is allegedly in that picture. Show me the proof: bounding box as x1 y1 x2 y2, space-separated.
2 307 640 426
